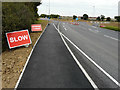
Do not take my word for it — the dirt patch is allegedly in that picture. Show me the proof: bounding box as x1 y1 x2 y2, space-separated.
52 18 88 23
2 20 48 89
87 21 119 28
100 22 119 28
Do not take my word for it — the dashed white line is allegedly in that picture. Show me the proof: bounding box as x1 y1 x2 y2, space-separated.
61 32 120 87
53 23 99 89
104 35 118 41
62 25 67 31
54 23 120 87
89 29 99 33
64 28 67 31
92 26 97 28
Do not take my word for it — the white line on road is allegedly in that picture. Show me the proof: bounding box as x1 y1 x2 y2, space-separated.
61 32 120 87
14 24 49 89
62 25 67 31
60 33 98 89
92 26 97 28
89 29 99 33
64 28 67 31
104 35 118 41
53 23 99 90
54 23 120 87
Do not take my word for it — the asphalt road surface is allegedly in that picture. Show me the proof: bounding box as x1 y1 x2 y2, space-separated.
17 23 94 89
58 21 119 89
16 21 119 89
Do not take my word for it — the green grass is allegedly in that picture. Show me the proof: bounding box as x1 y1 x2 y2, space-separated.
101 26 120 32
34 20 48 30
34 20 48 24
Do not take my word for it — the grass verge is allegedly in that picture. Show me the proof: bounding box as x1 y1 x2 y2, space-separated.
86 21 120 32
101 26 120 32
2 20 48 89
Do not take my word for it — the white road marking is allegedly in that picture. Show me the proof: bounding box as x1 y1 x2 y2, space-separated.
92 26 97 28
14 24 49 89
64 28 67 31
54 23 120 87
61 32 120 87
62 25 67 31
53 23 99 89
89 29 98 33
104 35 118 41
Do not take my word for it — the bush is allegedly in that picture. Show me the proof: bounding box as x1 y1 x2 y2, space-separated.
106 17 111 21
83 14 88 20
114 16 120 22
2 2 40 51
73 15 77 19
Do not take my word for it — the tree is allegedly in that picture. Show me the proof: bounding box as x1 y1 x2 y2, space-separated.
81 17 83 19
50 14 60 18
101 15 105 21
40 14 47 18
83 14 88 20
73 15 77 19
96 16 101 21
114 16 120 22
2 2 41 51
106 17 111 21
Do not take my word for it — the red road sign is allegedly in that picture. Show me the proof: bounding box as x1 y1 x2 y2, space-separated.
6 30 32 49
31 24 42 31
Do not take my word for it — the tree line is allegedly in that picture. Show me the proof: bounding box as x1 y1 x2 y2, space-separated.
73 14 120 22
2 2 41 51
40 13 120 22
40 14 60 19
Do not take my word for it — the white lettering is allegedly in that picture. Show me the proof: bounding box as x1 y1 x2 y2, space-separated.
14 37 18 42
34 28 41 29
10 37 14 43
32 26 41 28
9 35 29 43
18 36 22 41
22 35 28 40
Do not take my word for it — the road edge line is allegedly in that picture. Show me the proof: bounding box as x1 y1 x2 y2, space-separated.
55 22 120 87
60 29 120 87
14 24 48 89
53 23 99 89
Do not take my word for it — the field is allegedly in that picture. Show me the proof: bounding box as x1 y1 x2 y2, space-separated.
100 22 120 31
86 21 119 31
2 20 48 89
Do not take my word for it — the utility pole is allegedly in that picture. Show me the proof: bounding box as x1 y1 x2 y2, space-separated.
48 0 50 25
49 0 50 16
93 6 95 17
93 5 95 25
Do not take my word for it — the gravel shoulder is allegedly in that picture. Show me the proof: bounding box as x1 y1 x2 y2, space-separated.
2 20 48 89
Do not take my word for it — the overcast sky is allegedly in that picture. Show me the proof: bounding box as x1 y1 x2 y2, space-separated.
37 0 120 18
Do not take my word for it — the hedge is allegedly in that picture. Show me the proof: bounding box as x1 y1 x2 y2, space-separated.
2 2 41 51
